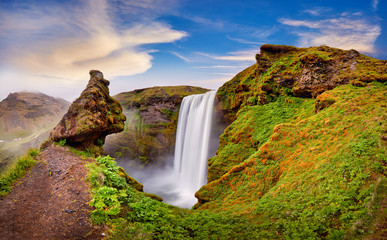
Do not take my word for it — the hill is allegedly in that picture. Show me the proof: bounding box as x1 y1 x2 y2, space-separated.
104 86 209 164
0 92 70 172
0 46 386 239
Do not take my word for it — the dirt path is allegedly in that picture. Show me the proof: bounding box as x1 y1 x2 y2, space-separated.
0 145 105 239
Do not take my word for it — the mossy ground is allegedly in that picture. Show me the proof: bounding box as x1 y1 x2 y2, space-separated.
85 81 386 239
197 82 386 239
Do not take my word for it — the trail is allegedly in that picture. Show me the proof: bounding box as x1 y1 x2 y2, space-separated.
0 145 104 240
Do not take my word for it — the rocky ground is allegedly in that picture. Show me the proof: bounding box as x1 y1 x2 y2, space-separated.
0 144 105 239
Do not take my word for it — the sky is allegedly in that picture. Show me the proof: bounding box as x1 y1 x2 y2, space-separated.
0 0 386 101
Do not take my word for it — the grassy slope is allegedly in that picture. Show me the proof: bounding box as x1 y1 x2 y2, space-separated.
197 82 386 239
87 85 386 240
87 46 386 239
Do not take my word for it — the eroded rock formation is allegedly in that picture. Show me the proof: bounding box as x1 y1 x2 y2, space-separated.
50 70 126 154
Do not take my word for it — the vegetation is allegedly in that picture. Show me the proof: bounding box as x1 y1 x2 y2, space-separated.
197 82 386 239
217 45 387 122
86 155 262 239
0 149 39 197
82 45 387 239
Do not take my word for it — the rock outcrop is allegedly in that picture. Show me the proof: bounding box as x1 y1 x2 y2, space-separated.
50 70 126 154
217 44 387 123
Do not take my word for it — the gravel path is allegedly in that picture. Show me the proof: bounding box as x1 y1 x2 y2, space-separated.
0 145 105 239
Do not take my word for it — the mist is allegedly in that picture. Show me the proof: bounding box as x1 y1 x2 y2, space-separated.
115 91 227 209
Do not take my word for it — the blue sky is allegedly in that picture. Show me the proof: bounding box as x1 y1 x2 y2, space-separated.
0 0 385 101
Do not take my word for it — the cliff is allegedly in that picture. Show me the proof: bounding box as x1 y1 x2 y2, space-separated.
104 86 209 164
217 44 387 123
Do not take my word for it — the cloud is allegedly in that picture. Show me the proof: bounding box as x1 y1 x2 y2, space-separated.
372 0 379 10
192 65 246 69
302 7 331 16
279 15 381 54
198 50 257 62
189 16 225 29
170 52 191 62
0 0 187 100
110 0 180 18
227 36 264 45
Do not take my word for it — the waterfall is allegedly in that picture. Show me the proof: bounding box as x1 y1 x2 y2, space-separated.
173 90 217 207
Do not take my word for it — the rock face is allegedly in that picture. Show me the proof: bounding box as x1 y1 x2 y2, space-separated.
50 70 126 153
104 86 209 164
217 44 387 123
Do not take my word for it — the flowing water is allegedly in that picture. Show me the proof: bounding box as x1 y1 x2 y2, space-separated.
117 91 219 208
172 90 217 207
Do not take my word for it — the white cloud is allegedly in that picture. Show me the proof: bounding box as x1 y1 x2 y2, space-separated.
170 52 191 62
303 7 331 16
227 36 264 45
198 50 257 62
0 0 187 100
192 65 246 69
279 15 381 54
372 0 379 10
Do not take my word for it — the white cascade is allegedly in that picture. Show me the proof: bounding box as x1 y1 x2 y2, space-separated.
173 90 216 207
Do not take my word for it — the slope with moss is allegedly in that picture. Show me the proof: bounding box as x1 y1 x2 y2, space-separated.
104 86 209 164
217 44 387 123
192 45 387 239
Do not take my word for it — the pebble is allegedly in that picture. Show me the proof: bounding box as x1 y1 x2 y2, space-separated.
62 209 75 214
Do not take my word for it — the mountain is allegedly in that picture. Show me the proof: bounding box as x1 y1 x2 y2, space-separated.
104 86 209 164
0 92 70 172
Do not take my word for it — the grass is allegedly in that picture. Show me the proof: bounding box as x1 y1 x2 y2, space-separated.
86 155 262 239
82 82 386 239
0 149 39 197
197 81 386 239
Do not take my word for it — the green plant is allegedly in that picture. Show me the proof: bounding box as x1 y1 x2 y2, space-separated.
58 139 67 146
0 149 39 196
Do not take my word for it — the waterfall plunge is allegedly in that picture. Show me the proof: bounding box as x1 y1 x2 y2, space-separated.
116 91 219 209
173 90 217 207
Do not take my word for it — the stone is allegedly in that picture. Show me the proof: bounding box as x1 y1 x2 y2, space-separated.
50 70 126 153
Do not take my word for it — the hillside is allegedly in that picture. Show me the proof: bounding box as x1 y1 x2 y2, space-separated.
104 86 209 164
0 92 70 172
195 45 387 238
0 46 386 240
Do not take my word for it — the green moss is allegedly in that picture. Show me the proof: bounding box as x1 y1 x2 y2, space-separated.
197 82 386 239
208 96 315 182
